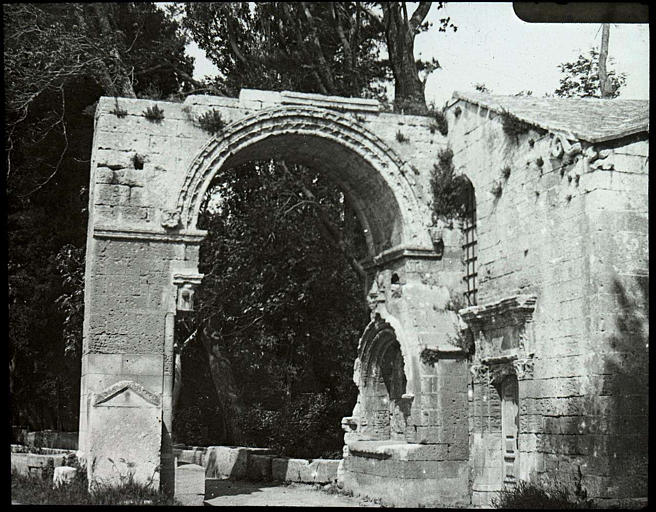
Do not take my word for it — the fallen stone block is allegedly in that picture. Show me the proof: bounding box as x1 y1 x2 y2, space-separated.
271 458 339 484
246 454 273 482
53 466 77 487
175 447 206 466
204 446 275 480
310 459 340 484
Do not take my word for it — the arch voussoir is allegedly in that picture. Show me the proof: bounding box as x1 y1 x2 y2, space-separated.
176 105 432 253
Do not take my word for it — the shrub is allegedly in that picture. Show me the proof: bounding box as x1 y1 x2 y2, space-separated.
428 108 448 136
490 180 503 197
236 392 351 459
430 148 472 222
110 106 128 118
197 109 226 135
132 153 145 170
143 105 164 123
395 130 408 143
491 481 592 509
502 166 511 179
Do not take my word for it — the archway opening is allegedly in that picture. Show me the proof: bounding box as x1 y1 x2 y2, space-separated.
173 129 405 459
359 320 409 442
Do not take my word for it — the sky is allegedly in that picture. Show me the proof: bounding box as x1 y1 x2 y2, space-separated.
186 2 649 106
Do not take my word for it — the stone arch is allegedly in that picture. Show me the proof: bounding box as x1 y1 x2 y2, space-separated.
356 314 412 440
175 105 432 256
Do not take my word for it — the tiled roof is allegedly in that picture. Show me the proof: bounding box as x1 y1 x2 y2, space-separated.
449 91 649 143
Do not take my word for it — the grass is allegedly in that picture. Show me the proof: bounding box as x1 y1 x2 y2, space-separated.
11 468 180 505
491 480 592 509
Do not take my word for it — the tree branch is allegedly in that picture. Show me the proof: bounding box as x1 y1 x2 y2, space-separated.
279 161 367 284
410 2 432 33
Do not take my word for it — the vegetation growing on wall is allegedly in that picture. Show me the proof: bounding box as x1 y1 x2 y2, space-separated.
143 105 165 123
429 148 471 222
197 109 226 135
428 107 449 136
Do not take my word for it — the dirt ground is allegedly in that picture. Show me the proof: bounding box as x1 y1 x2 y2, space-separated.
175 463 381 507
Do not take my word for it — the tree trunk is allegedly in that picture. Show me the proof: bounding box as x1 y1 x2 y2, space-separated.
598 24 611 98
199 323 244 444
382 2 431 114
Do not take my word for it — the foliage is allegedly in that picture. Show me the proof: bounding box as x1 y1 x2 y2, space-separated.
428 107 448 136
474 83 491 93
182 2 389 100
173 160 369 455
197 109 226 135
429 148 472 222
555 47 626 99
7 2 194 432
237 393 350 459
54 245 85 358
143 105 165 122
11 465 180 505
182 2 456 112
501 166 511 179
490 180 503 197
500 110 532 139
396 130 409 143
491 480 593 509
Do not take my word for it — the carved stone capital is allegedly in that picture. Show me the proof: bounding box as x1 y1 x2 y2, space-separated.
512 357 535 380
489 362 517 386
161 209 181 230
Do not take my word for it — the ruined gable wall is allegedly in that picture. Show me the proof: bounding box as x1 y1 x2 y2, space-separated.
446 99 648 505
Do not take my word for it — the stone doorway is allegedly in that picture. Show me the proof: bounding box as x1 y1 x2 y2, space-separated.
501 375 519 486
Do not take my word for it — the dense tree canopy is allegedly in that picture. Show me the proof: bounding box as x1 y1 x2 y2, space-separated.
183 2 455 112
173 162 369 455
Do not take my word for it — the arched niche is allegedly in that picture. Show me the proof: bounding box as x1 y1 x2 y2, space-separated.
358 315 411 441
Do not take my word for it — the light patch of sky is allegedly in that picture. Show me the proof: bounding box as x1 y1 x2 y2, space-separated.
187 2 649 105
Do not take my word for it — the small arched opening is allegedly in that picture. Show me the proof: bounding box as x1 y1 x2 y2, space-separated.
358 317 409 441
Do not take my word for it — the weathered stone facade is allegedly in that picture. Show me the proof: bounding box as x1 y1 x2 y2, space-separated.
80 89 648 507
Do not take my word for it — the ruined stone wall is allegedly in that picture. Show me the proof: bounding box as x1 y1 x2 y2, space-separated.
446 99 648 505
82 90 459 494
575 140 649 505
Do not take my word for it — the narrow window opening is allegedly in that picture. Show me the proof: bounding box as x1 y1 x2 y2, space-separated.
462 181 477 306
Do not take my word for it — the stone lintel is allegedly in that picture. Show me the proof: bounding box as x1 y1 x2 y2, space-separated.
280 90 380 112
172 272 204 287
94 226 207 244
237 89 381 113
